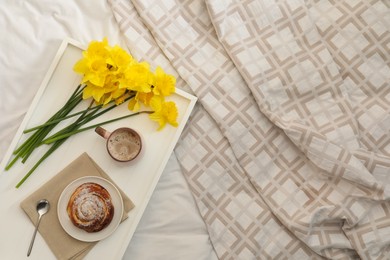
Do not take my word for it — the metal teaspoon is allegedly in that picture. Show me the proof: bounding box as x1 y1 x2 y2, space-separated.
27 199 50 257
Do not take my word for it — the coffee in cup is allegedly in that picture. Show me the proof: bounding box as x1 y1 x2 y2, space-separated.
95 126 142 162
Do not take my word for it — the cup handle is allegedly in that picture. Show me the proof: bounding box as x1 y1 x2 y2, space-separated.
95 126 111 139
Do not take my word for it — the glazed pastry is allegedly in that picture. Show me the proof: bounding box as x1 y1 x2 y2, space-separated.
67 182 114 233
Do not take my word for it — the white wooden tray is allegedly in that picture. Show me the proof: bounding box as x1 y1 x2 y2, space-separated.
0 38 197 259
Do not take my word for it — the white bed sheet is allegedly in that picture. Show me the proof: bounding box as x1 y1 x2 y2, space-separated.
0 1 217 259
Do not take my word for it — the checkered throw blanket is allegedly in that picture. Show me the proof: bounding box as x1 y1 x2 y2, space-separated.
109 0 390 259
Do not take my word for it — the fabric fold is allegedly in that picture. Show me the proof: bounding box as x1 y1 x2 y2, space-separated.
205 0 389 196
205 1 390 257
109 0 390 259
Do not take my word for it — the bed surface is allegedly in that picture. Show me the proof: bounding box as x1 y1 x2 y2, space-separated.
1 0 390 259
0 1 216 259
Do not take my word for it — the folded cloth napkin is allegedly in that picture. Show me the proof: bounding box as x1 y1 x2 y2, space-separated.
20 152 135 260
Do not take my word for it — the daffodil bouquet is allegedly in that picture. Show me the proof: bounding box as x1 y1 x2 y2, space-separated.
6 38 178 188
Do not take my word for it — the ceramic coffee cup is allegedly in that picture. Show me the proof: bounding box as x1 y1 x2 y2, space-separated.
95 126 142 162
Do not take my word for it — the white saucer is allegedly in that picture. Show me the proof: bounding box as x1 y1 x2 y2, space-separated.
57 176 124 242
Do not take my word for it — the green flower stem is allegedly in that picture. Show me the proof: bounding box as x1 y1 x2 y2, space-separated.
20 94 84 163
41 102 101 142
43 111 152 144
15 138 66 188
81 94 135 123
15 92 88 187
6 125 57 170
7 87 141 187
4 155 21 171
13 89 83 155
66 84 82 100
12 129 41 156
40 95 135 144
13 111 60 155
15 121 76 188
15 110 151 188
5 87 84 170
23 98 99 133
19 132 45 159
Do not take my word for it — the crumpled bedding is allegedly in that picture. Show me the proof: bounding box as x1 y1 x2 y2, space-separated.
109 0 390 259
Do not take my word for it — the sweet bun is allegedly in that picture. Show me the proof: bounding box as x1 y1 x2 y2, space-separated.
66 182 114 233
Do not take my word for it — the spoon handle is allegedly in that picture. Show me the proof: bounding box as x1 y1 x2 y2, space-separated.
27 215 42 257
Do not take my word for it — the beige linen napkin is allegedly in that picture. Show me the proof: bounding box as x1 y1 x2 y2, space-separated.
20 152 135 260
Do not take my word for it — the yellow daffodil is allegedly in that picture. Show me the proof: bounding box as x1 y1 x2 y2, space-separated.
82 82 106 102
107 45 135 69
73 38 111 87
74 38 178 130
82 72 119 103
149 96 178 130
124 61 154 93
114 91 131 105
153 66 176 97
128 91 154 111
74 57 109 87
12 38 180 188
98 87 127 106
86 38 110 59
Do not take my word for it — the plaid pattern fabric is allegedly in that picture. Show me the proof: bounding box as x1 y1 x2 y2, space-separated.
109 0 390 259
